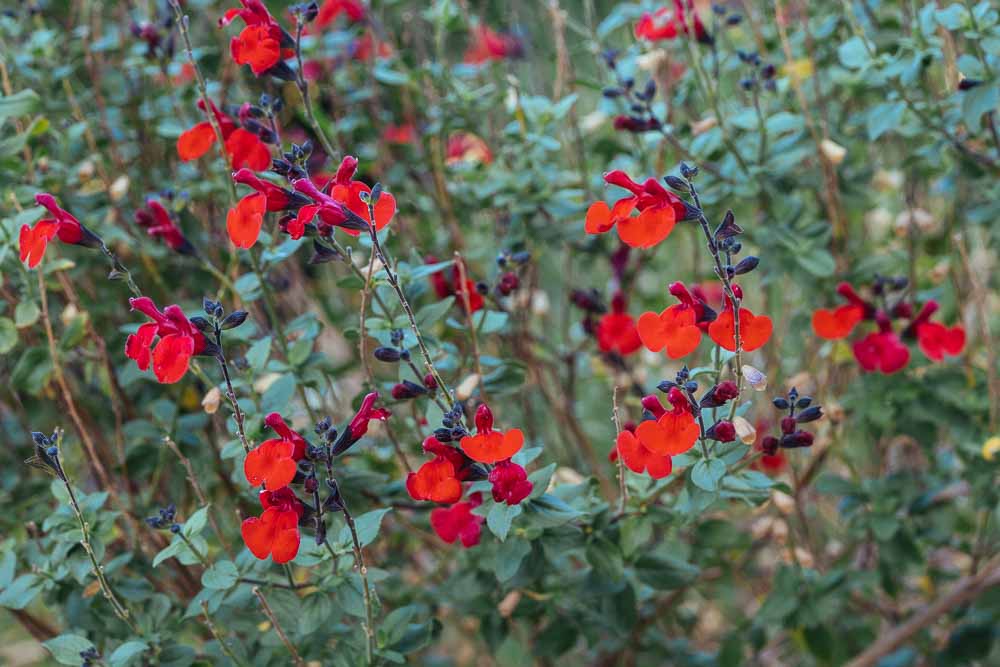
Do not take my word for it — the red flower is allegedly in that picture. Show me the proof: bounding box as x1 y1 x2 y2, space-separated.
125 297 207 384
445 132 494 166
134 199 193 254
430 493 484 548
227 193 267 249
265 412 308 459
220 0 293 76
19 193 101 268
635 1 709 43
383 123 417 145
852 331 910 374
327 391 391 456
463 24 522 65
596 293 642 355
634 390 700 456
615 430 673 479
406 457 462 504
426 257 484 313
234 169 296 211
316 0 367 27
293 156 396 237
460 404 525 464
708 293 772 352
637 282 711 358
489 461 533 505
585 170 687 249
812 304 864 340
350 32 393 61
177 100 271 171
244 438 297 489
916 321 965 362
241 487 304 563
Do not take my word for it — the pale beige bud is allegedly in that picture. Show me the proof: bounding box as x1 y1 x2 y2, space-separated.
732 416 757 444
819 139 846 165
109 175 130 202
498 590 522 618
691 116 718 136
202 386 222 414
455 373 481 401
742 365 767 391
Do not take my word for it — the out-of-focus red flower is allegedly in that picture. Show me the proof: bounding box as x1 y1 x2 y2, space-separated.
637 282 712 358
615 430 673 479
220 0 294 76
461 404 525 464
241 487 304 563
752 419 786 474
20 193 101 269
489 461 533 505
426 257 484 313
916 321 965 362
812 304 864 339
463 24 522 65
852 331 910 374
172 62 196 86
351 32 393 61
293 156 396 236
125 297 207 384
134 199 193 255
585 170 687 249
635 0 709 43
708 292 772 352
634 390 699 456
315 0 366 28
383 123 417 145
596 293 642 356
430 493 484 547
445 132 494 166
407 456 463 504
177 100 271 171
227 192 267 249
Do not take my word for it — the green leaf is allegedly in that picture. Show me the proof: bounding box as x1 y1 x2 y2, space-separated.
262 374 296 412
0 573 43 609
691 458 726 492
527 463 556 499
487 502 522 541
495 538 531 582
339 508 391 548
182 506 210 538
245 336 272 371
108 640 149 667
373 65 411 86
416 296 455 328
634 555 700 590
867 101 907 140
152 539 186 568
962 82 999 129
43 634 95 665
202 560 238 590
0 89 40 120
838 36 872 69
0 317 17 354
14 301 39 328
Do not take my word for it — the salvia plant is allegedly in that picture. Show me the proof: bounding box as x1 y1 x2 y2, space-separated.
0 1 998 666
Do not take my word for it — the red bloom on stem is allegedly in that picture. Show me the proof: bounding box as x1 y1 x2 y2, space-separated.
637 282 709 358
615 429 673 479
234 168 297 212
177 100 271 171
634 390 699 456
265 412 308 459
220 0 293 76
134 199 193 255
226 192 267 249
812 304 864 340
241 487 304 563
430 493 485 548
585 170 687 249
407 457 463 504
315 0 367 27
445 132 494 166
489 461 533 505
293 156 396 237
916 321 965 361
460 404 525 464
244 438 297 489
20 193 101 268
426 257 484 313
596 293 642 355
635 1 709 43
852 331 910 374
463 24 522 65
125 297 207 384
383 123 417 145
708 288 772 352
350 32 393 61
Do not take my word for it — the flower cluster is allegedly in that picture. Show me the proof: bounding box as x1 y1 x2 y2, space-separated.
758 388 824 454
134 197 194 255
585 170 690 248
812 278 965 374
177 99 273 171
19 194 103 269
220 0 295 78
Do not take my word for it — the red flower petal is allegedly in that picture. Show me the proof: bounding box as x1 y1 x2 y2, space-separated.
616 205 676 248
231 25 281 75
596 312 642 355
585 201 614 234
635 411 699 456
616 430 673 479
460 428 524 464
125 322 159 372
406 457 463 504
916 322 965 361
637 304 701 358
19 219 59 268
244 438 297 488
811 304 863 340
225 128 271 171
151 332 195 384
709 307 773 352
227 192 267 249
177 122 217 161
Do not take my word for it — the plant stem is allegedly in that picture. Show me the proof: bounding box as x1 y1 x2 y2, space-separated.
100 243 143 298
454 251 488 403
340 502 376 665
201 601 250 667
612 386 627 515
164 435 232 558
292 20 339 159
215 349 251 454
252 587 306 667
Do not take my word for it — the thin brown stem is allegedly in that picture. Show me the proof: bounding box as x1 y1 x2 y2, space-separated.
252 587 306 667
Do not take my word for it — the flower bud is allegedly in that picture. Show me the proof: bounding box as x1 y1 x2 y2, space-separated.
795 406 824 423
709 420 736 442
391 380 427 400
733 256 759 275
373 347 401 363
781 416 797 434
